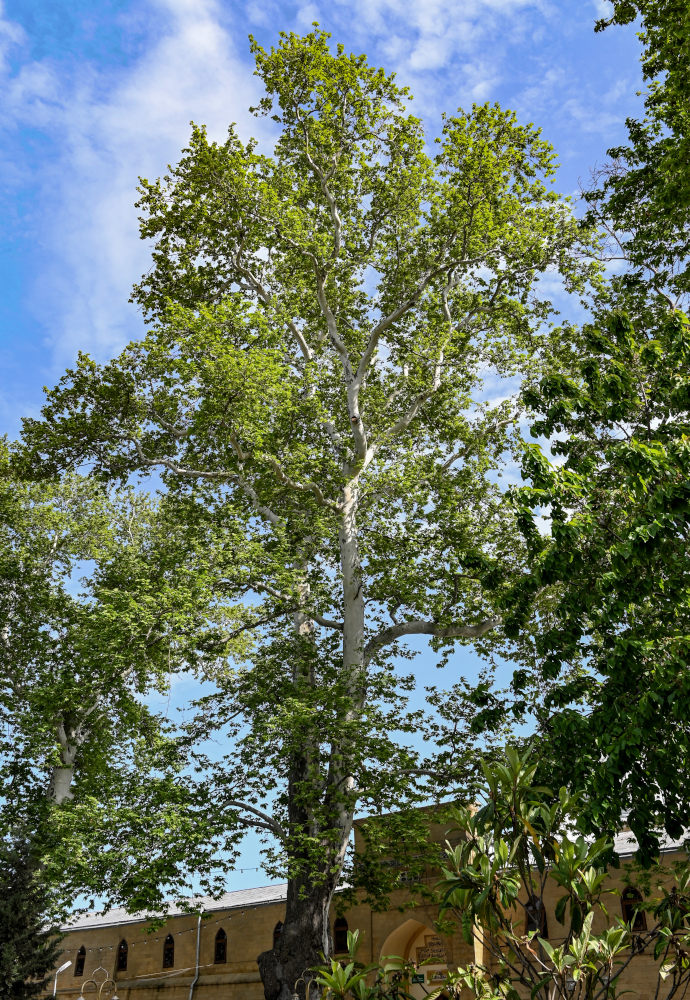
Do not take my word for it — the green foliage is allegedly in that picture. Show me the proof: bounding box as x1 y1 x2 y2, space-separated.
0 841 63 1000
15 28 599 996
0 444 244 914
312 750 690 1000
311 931 416 1000
436 748 690 1000
16 27 592 903
590 1 690 300
495 2 690 867
511 305 690 857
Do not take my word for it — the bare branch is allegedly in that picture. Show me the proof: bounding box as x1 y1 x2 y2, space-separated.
225 799 286 839
364 616 501 664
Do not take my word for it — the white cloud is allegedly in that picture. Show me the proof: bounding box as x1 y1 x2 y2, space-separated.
592 0 613 16
1 0 265 373
0 3 23 73
315 0 552 116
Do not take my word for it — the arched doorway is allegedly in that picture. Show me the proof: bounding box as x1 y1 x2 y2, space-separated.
378 918 449 1000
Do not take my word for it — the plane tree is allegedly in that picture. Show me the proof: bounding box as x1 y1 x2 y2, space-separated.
19 30 595 999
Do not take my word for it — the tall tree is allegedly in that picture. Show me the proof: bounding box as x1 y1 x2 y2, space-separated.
20 30 593 1000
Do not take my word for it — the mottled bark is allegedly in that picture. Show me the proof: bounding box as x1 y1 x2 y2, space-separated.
258 879 334 1000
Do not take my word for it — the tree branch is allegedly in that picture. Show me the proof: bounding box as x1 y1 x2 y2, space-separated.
127 438 283 526
364 616 501 664
231 254 312 360
225 799 286 839
256 582 344 631
264 456 339 510
353 250 461 391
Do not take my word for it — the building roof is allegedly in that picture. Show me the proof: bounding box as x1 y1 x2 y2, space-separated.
63 883 288 932
612 828 686 857
62 830 687 932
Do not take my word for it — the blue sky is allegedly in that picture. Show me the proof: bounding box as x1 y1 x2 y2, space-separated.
1 0 645 892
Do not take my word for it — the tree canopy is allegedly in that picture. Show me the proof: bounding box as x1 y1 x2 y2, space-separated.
506 2 690 859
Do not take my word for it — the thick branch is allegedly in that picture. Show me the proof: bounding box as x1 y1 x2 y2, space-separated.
364 616 501 664
257 582 344 631
301 145 342 259
225 799 286 839
128 438 282 526
353 251 461 393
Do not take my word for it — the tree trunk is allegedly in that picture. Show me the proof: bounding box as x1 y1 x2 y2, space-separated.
257 486 364 1000
46 721 84 804
257 877 335 1000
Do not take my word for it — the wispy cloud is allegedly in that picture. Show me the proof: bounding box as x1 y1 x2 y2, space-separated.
1 0 262 372
259 0 549 113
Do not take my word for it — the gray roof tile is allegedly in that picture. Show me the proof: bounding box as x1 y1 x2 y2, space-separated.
63 883 288 932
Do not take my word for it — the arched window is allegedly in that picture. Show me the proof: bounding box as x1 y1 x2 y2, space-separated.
525 895 548 938
333 916 349 953
214 928 227 964
116 939 128 971
162 933 175 968
74 947 86 977
622 887 647 932
273 921 283 949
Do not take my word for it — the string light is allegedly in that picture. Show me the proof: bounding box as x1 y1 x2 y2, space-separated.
58 902 267 956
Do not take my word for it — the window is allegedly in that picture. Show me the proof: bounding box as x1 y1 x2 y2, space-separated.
525 895 548 938
163 934 175 968
333 917 349 953
74 947 86 977
116 939 128 971
622 887 647 932
273 921 283 949
214 928 227 964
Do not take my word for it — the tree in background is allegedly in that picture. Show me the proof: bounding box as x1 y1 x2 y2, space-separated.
0 441 241 916
512 307 690 860
0 840 62 1000
590 0 690 304
19 28 595 1000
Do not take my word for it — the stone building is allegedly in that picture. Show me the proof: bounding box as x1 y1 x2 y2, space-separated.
47 823 686 1000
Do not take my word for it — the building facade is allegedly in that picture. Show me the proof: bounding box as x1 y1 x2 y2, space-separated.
48 827 686 1000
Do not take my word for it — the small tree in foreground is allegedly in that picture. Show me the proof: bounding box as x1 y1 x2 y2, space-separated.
437 748 690 1000
0 841 63 1000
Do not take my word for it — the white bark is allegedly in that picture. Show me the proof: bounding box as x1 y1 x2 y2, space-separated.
46 717 93 804
364 616 501 666
47 766 75 804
